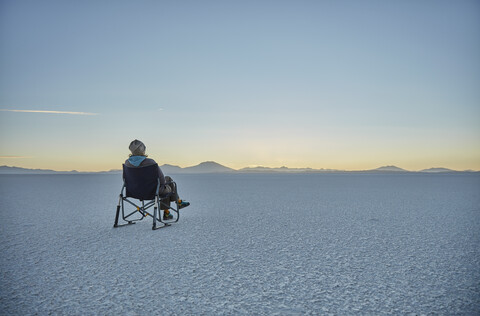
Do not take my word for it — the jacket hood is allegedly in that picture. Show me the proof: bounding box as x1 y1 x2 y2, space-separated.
128 155 147 167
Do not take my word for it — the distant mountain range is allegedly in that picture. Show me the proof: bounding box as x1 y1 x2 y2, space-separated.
0 163 477 175
0 166 82 174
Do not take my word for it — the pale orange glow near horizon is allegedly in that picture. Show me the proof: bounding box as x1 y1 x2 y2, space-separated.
1 149 479 172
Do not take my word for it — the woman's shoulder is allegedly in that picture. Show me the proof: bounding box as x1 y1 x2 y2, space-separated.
141 158 157 166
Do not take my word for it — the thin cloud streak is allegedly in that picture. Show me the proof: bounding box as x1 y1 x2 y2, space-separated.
0 156 32 159
0 109 98 115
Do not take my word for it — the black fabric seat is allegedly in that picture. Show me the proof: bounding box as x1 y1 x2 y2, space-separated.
123 164 160 201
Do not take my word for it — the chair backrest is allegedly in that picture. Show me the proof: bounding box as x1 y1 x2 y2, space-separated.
123 164 160 200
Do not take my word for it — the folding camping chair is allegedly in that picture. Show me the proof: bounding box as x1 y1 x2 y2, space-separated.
114 164 180 230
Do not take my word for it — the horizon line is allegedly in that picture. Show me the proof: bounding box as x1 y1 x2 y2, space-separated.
0 163 478 173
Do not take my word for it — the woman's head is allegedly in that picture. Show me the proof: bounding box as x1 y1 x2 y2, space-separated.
129 139 147 156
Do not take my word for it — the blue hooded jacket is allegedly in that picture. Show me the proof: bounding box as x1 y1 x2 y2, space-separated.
128 155 147 167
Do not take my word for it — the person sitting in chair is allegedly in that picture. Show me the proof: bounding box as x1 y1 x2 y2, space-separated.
125 139 190 220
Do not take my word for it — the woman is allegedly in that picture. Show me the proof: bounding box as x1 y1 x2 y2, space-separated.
125 139 190 220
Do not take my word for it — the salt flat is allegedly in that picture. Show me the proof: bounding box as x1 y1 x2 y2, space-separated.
0 173 479 315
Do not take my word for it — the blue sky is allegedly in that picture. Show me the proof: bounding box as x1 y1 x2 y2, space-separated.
1 0 479 171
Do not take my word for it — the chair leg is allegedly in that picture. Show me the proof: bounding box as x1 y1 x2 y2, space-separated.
114 195 138 228
153 205 158 230
152 198 172 230
114 195 122 227
114 205 121 227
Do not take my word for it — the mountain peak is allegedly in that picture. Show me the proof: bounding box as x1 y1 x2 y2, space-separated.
197 161 223 166
373 165 408 172
182 161 234 173
420 167 455 173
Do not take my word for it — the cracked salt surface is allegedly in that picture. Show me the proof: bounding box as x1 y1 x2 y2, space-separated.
0 173 479 315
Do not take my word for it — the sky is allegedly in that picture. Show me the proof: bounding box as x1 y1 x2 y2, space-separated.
0 0 479 171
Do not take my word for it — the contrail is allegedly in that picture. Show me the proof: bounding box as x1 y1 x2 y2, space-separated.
0 156 32 159
0 109 98 115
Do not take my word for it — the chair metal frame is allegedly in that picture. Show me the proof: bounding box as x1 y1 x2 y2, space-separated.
114 164 180 230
